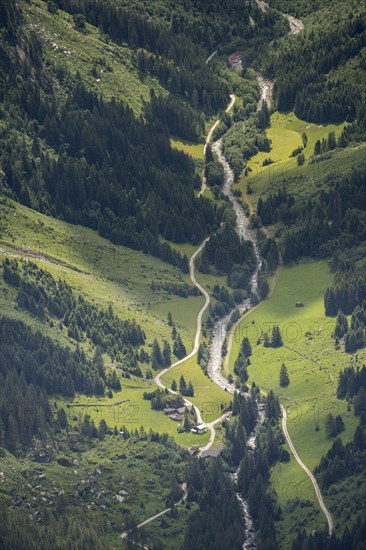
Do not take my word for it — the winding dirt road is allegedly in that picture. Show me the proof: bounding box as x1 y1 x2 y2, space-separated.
281 406 334 536
154 238 210 426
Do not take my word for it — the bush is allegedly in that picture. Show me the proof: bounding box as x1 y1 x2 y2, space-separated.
73 13 86 30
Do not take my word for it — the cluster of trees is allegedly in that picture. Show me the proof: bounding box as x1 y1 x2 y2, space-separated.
0 498 103 550
0 317 109 398
145 92 205 141
175 375 194 397
259 237 280 272
313 131 340 156
150 339 171 370
325 413 345 438
183 459 245 550
266 10 366 127
200 223 257 288
204 144 225 188
197 342 210 375
337 365 366 417
257 187 296 226
206 286 246 329
222 113 271 181
3 259 146 367
143 388 182 410
150 281 200 298
226 389 284 547
263 325 283 348
292 515 366 550
226 391 258 464
325 268 366 316
314 419 366 489
234 337 252 389
333 306 366 353
325 266 366 352
281 168 366 263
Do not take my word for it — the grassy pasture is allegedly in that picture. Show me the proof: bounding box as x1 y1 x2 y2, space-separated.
228 260 365 543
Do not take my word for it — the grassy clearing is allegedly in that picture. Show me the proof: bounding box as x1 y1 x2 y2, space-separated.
171 138 204 160
56 377 211 447
233 111 358 208
24 0 166 115
228 260 366 543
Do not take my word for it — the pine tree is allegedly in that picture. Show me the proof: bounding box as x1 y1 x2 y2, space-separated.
186 381 194 397
279 363 289 387
163 340 171 366
173 333 186 359
241 337 252 357
179 375 187 394
152 339 163 368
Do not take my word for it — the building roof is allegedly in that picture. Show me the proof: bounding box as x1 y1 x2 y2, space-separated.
164 408 176 414
201 448 222 459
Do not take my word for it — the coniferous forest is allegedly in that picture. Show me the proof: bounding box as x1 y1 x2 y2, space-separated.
1 0 366 548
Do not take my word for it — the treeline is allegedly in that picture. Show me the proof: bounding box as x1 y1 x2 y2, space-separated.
265 10 366 127
0 317 109 398
281 168 366 263
3 258 146 367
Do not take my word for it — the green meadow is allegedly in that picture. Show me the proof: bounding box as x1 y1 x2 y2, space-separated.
56 378 211 447
233 111 365 211
228 260 365 543
170 138 205 160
